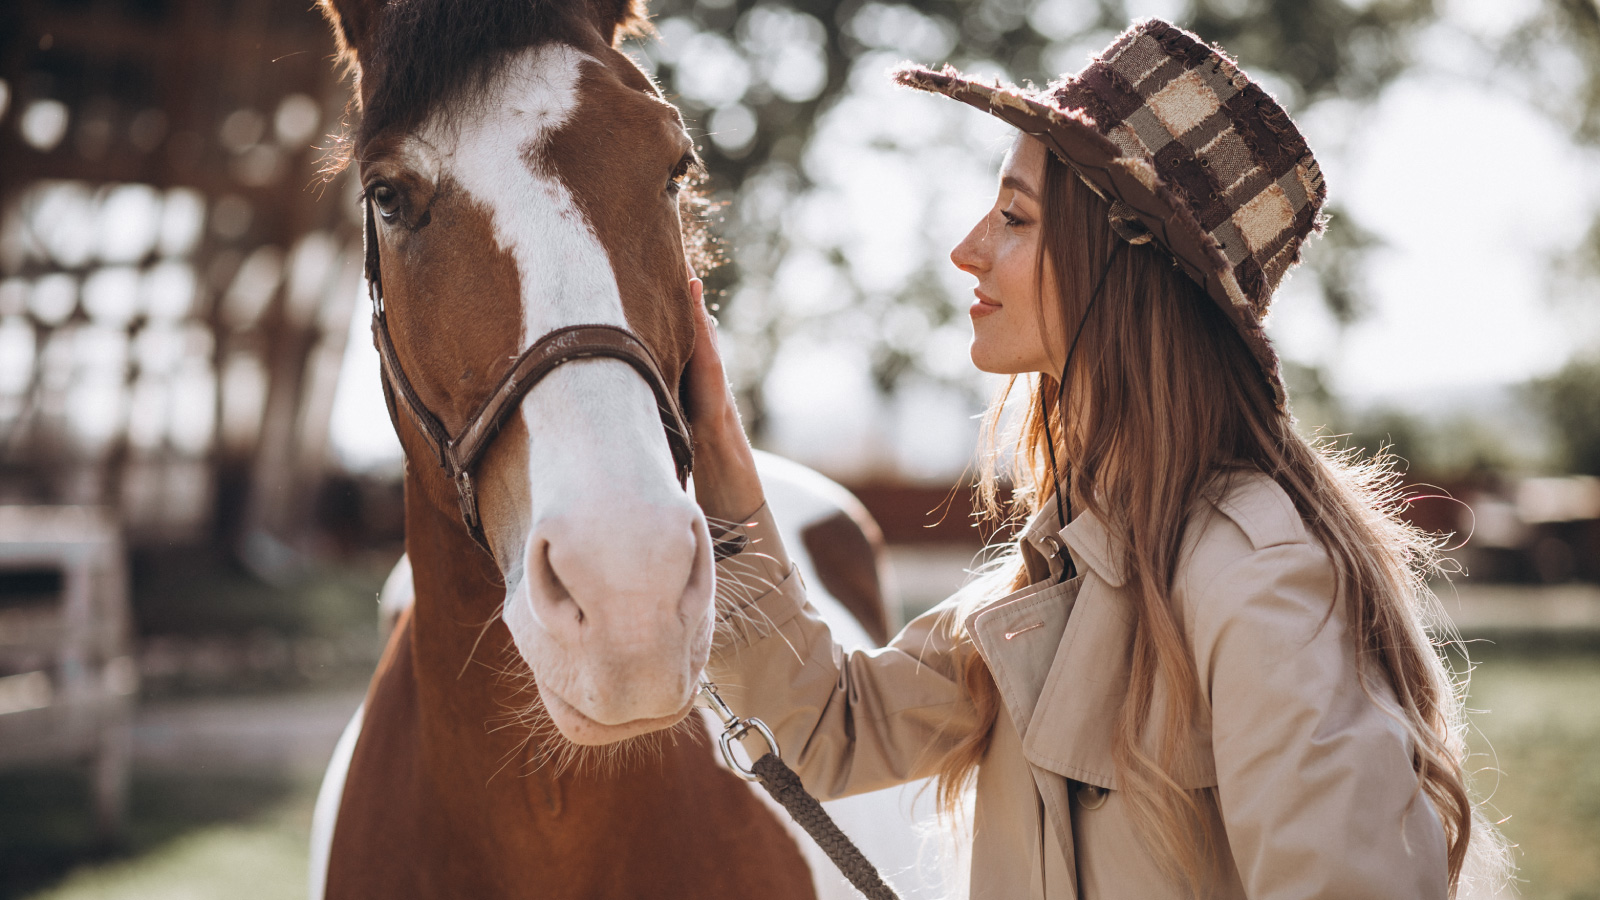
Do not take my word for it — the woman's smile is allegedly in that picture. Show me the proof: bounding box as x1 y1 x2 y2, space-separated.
970 289 1002 319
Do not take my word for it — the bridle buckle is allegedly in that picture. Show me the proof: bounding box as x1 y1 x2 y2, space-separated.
455 470 479 530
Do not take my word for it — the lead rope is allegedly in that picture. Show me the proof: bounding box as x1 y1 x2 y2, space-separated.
700 682 901 900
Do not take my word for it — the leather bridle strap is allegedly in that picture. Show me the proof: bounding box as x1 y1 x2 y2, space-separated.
363 198 703 557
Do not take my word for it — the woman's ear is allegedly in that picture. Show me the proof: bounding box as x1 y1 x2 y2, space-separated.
317 0 384 96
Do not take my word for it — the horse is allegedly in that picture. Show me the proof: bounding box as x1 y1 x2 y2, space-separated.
306 1 943 896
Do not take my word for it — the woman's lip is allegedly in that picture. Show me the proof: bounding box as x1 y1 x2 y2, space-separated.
970 290 1001 319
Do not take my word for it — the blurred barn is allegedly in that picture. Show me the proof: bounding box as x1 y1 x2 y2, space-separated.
0 0 361 838
0 0 359 560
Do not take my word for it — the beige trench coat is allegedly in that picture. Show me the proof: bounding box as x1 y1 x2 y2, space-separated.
708 469 1448 899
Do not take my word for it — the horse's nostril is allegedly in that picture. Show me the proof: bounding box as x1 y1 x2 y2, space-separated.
529 537 584 627
533 506 703 640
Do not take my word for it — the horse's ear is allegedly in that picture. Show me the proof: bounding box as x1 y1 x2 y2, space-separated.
318 0 384 87
594 0 651 46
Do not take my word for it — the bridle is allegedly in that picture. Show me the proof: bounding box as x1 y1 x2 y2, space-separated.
363 197 697 556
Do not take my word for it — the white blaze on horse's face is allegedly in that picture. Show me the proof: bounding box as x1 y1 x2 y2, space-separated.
418 44 713 744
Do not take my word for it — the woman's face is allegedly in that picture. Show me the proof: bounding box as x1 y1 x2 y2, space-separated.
951 135 1063 376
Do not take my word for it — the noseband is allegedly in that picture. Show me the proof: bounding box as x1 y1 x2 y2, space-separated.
363 198 697 556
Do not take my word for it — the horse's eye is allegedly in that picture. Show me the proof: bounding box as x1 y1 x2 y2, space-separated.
667 155 695 194
370 184 402 220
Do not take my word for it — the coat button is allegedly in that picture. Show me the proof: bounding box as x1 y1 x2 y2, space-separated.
1075 782 1109 810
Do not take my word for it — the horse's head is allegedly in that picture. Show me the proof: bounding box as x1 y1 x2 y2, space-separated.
320 0 713 745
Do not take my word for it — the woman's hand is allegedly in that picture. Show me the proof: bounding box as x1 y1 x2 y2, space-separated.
684 267 765 524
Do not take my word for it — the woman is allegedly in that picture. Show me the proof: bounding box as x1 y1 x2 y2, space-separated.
685 19 1501 900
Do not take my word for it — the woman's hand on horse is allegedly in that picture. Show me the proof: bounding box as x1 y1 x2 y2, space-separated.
685 266 766 525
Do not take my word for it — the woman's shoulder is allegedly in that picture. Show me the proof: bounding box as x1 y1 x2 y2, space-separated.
1176 468 1336 620
1196 468 1310 551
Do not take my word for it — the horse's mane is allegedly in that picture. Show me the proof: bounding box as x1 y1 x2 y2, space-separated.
344 0 647 150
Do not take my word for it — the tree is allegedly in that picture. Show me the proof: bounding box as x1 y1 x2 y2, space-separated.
631 0 1600 448
1533 355 1600 476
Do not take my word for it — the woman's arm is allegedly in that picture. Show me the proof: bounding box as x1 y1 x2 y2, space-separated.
685 279 977 798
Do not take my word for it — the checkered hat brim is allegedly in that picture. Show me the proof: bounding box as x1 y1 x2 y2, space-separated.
894 19 1327 411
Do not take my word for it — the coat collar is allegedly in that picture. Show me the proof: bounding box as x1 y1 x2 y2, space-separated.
975 485 1234 793
1019 494 1128 589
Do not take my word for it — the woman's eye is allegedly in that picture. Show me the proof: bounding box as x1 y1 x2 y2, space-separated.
370 184 402 220
1001 209 1025 227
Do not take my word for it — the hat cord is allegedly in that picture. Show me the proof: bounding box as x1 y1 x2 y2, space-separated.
1042 241 1122 582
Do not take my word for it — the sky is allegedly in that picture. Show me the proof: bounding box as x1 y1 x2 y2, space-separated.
327 0 1600 478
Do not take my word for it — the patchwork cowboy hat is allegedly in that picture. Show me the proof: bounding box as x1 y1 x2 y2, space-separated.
894 19 1326 411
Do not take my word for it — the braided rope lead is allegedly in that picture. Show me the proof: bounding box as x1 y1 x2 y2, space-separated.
699 682 901 899
749 753 902 900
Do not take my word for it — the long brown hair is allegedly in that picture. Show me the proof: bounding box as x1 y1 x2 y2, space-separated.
936 144 1500 895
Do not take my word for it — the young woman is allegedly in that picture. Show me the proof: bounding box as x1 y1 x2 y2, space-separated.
685 19 1501 900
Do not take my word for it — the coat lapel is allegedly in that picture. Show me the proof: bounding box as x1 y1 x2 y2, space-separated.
968 577 1080 741
967 494 1092 738
965 499 1108 900
1014 507 1218 791
966 492 1246 895
1020 572 1133 788
969 579 1084 900
971 501 1132 788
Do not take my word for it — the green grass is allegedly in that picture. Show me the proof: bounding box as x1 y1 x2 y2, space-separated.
0 770 315 900
22 814 312 900
1463 645 1600 900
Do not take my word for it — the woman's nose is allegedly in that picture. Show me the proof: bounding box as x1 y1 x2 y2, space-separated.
950 219 987 275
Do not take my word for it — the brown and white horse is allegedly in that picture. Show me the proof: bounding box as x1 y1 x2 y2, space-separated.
307 1 941 897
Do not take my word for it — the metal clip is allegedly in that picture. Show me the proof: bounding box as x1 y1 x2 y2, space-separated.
456 470 479 528
699 680 780 782
1037 534 1070 582
1038 534 1066 563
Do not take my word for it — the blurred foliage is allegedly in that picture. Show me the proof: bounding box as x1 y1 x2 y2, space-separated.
646 0 1439 180
1531 354 1600 476
1557 204 1600 290
631 0 1600 468
1286 361 1533 480
1298 203 1381 327
1500 0 1600 146
1185 0 1436 101
635 0 1447 433
1343 408 1523 478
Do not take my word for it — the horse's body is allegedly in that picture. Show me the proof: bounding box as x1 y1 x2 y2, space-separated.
308 1 944 895
312 452 944 899
316 461 808 898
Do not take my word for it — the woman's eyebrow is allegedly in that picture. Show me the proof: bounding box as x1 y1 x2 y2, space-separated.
1000 175 1039 199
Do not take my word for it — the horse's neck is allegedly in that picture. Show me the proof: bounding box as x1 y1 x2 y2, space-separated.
400 476 531 762
333 480 570 893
